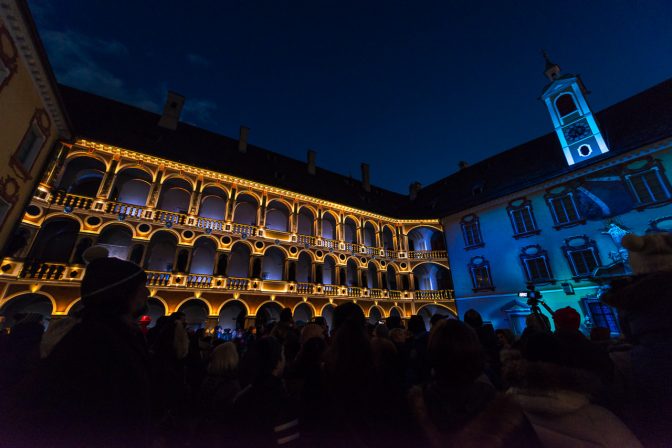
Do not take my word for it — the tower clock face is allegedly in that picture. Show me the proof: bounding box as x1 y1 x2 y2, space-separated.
563 121 591 144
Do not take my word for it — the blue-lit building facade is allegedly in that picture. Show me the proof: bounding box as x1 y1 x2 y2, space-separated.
425 58 672 334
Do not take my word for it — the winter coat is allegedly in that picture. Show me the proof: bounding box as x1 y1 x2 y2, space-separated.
506 360 641 448
2 316 151 448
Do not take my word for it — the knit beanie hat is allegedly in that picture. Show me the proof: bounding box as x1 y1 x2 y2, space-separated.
552 306 581 332
81 247 147 316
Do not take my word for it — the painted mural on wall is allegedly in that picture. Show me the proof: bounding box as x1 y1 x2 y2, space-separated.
576 174 635 220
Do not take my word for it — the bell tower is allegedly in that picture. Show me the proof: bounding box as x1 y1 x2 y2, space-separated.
540 52 608 166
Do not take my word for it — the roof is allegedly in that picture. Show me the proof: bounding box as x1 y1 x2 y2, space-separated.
401 77 672 218
58 77 672 220
58 85 410 216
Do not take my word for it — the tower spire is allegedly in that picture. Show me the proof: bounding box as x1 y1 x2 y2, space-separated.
542 49 561 81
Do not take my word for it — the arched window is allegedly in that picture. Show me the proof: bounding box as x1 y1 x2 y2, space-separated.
412 263 452 290
367 262 379 289
382 226 395 250
262 247 286 280
322 212 337 240
265 201 290 232
158 178 192 213
98 225 133 260
386 265 398 290
227 243 251 278
297 208 314 236
145 231 177 271
112 168 152 206
296 252 312 283
199 186 228 220
344 218 357 244
363 222 376 247
233 194 258 225
190 238 217 275
28 218 80 263
346 259 359 286
555 93 578 118
57 157 106 197
323 255 337 285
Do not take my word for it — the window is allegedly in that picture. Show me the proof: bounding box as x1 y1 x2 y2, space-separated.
460 214 484 249
546 190 582 227
507 198 539 238
14 122 46 172
468 256 494 291
555 93 578 118
520 245 553 283
562 236 601 278
584 299 619 334
625 167 671 206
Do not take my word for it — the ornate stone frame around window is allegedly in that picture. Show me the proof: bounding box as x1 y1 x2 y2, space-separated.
519 244 555 284
561 235 602 281
468 255 495 292
544 183 586 230
507 198 541 239
621 157 672 210
461 213 485 250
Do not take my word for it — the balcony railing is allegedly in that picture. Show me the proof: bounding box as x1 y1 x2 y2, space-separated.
36 191 448 263
296 282 314 294
414 289 453 300
19 261 67 280
51 191 94 211
408 250 448 259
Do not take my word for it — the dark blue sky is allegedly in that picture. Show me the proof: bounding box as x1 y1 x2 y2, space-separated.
30 0 672 193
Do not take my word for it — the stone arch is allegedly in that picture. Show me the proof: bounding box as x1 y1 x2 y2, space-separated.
407 226 445 252
366 261 379 289
145 231 178 271
255 301 283 327
389 306 403 318
98 224 134 260
322 254 338 285
346 258 359 286
112 167 153 206
416 303 458 330
262 246 286 280
0 292 54 329
297 207 315 236
218 299 248 331
28 216 80 263
57 155 107 197
385 264 399 290
234 190 262 203
293 302 314 323
161 173 197 190
412 263 452 291
145 297 167 328
227 242 251 278
157 177 192 213
176 298 212 330
321 210 338 240
199 185 228 220
382 225 395 250
265 199 291 232
368 305 383 321
296 251 313 283
320 303 335 330
343 216 359 244
233 193 258 226
190 237 217 274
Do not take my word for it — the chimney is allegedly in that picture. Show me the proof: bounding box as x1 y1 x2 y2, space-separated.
238 126 249 153
361 163 370 192
157 91 185 130
409 181 422 201
307 149 316 175
458 160 469 170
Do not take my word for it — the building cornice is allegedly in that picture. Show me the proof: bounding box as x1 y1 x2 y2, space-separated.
0 0 70 138
75 139 442 226
441 136 672 220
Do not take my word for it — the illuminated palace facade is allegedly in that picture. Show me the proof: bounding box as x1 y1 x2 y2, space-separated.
1 0 672 333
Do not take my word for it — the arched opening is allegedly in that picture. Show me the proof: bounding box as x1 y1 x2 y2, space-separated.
145 231 177 271
407 226 445 252
322 212 337 240
296 252 312 283
390 307 402 318
294 303 313 324
72 238 93 265
158 177 192 214
412 263 452 291
417 304 455 330
233 194 258 226
321 304 334 331
262 247 286 281
145 298 166 328
256 301 282 327
363 221 376 247
199 186 227 220
0 293 53 330
367 261 379 289
344 218 357 244
28 217 80 263
555 93 578 118
215 253 228 276
346 259 359 286
323 255 337 285
382 226 395 250
265 201 290 232
98 225 133 260
219 300 247 331
112 168 152 206
369 306 382 322
178 299 210 330
227 242 251 278
386 265 398 290
297 208 314 236
57 157 106 197
190 237 217 275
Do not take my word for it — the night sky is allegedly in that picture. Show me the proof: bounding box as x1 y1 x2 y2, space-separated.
30 0 672 193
